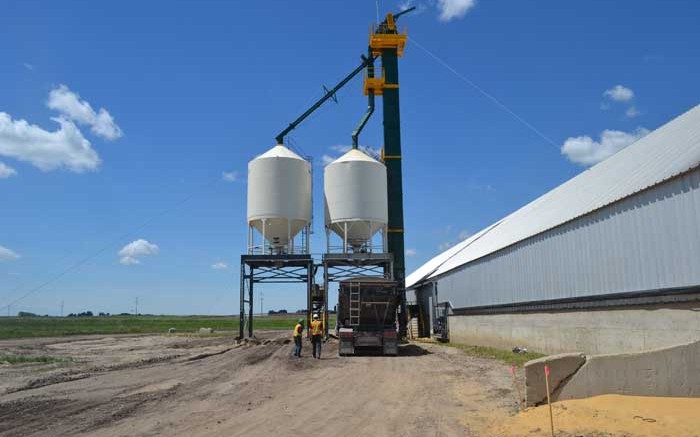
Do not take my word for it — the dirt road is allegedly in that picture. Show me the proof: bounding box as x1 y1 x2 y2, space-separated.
0 332 517 437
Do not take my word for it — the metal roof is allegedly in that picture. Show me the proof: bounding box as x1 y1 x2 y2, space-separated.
407 104 700 288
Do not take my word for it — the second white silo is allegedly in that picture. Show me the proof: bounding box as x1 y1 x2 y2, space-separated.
247 144 312 254
324 148 388 252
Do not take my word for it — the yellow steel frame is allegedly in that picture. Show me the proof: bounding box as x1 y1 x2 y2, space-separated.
363 67 386 96
381 147 402 161
369 25 408 56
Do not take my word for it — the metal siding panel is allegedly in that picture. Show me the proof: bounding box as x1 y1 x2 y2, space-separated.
435 169 700 308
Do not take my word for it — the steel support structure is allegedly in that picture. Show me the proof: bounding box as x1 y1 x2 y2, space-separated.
239 254 315 339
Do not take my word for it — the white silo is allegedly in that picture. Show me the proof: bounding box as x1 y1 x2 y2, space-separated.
247 145 312 254
324 148 388 253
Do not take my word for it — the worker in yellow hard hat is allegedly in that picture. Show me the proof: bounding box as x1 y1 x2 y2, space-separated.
292 318 304 357
310 313 323 359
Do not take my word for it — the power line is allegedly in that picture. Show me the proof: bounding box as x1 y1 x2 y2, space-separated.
1 247 84 305
408 36 560 150
0 176 220 313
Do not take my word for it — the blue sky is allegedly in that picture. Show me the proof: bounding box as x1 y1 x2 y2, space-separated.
1 0 699 316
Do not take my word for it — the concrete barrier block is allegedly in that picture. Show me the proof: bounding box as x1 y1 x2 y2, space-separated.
556 340 700 400
525 352 586 406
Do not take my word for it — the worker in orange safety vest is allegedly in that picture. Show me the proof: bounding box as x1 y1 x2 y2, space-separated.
292 318 304 357
310 313 323 359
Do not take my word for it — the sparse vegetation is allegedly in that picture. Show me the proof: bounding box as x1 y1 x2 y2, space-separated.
415 338 544 366
0 355 70 365
448 343 544 366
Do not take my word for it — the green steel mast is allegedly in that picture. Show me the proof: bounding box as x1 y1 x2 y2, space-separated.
369 8 414 337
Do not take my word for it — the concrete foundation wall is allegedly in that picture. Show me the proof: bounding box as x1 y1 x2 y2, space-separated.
448 303 700 355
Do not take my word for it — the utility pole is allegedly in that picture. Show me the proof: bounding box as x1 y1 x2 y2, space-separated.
134 297 139 316
260 291 264 317
60 301 64 317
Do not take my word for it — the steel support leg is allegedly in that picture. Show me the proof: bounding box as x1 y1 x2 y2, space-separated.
239 261 245 338
306 265 312 340
248 268 254 338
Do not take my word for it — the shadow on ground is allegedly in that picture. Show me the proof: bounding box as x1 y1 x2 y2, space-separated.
335 343 431 358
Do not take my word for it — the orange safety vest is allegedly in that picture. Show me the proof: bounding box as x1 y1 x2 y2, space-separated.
310 320 323 336
293 323 303 337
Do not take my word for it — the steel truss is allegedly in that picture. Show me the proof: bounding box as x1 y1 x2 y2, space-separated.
239 254 315 338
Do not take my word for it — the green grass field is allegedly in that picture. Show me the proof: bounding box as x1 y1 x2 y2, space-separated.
0 314 328 340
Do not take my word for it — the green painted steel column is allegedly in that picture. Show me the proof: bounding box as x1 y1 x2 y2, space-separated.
381 48 408 338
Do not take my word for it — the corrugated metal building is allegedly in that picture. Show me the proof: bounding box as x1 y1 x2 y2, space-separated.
407 104 700 354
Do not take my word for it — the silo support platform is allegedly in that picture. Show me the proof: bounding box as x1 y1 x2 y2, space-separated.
239 254 315 339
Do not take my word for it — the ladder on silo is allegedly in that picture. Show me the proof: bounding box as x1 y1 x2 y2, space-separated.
349 282 361 327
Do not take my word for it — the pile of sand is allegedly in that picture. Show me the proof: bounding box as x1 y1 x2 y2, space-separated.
487 394 700 437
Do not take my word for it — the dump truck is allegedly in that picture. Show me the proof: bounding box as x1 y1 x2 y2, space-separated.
336 277 399 356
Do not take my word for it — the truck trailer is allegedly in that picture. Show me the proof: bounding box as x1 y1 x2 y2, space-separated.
336 277 399 356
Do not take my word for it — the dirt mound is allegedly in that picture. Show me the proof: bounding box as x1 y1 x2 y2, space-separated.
489 394 700 437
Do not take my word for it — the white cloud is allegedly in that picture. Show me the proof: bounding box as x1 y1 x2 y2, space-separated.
47 85 122 140
626 106 641 118
603 85 635 103
438 228 471 252
119 256 140 265
211 261 228 270
0 245 20 261
561 127 649 166
468 183 495 192
437 0 477 21
405 248 417 256
118 239 159 265
0 112 100 172
438 241 453 251
322 145 382 166
222 171 238 182
330 145 381 156
399 1 414 11
0 162 17 178
399 0 429 14
361 146 381 158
